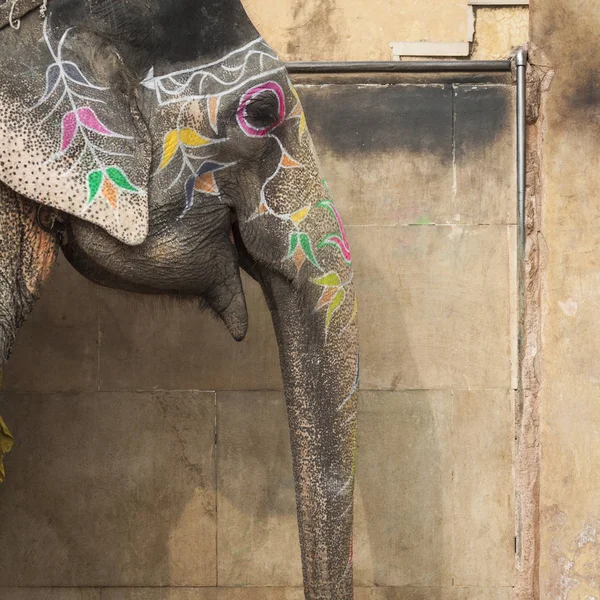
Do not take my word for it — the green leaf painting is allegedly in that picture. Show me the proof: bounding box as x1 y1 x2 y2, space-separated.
288 232 300 257
106 167 139 192
287 232 320 270
87 170 103 204
299 233 320 269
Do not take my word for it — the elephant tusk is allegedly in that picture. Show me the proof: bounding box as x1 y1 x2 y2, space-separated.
9 0 21 30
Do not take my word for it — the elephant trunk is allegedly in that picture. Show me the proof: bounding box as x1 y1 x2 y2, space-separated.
258 267 359 600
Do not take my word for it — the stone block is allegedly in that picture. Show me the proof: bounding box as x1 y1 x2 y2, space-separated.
215 589 305 600
368 587 512 600
351 225 512 390
216 392 302 587
299 85 454 227
452 390 514 586
97 274 282 392
1 591 100 600
0 391 216 587
454 85 517 225
101 590 218 600
389 42 470 57
3 257 99 393
449 589 512 600
216 391 458 588
354 391 453 587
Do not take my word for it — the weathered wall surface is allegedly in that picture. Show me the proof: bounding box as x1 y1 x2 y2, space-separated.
529 1 600 598
0 77 518 599
241 0 528 61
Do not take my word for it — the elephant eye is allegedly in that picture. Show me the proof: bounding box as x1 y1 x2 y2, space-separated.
237 82 286 137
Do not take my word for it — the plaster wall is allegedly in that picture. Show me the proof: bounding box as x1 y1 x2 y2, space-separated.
241 0 528 61
0 76 518 599
529 1 600 598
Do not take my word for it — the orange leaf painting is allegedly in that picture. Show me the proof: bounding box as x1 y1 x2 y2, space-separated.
208 96 220 133
281 153 302 168
194 172 219 195
292 245 306 271
101 178 118 209
317 286 340 310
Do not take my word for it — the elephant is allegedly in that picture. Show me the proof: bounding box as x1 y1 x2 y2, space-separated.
0 0 359 598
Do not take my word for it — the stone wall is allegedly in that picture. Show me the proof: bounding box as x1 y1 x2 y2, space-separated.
0 72 519 599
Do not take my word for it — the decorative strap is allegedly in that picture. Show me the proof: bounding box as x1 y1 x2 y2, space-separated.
0 0 45 31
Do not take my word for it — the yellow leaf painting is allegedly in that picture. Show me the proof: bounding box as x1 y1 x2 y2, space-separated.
290 206 310 224
159 130 179 170
178 128 211 147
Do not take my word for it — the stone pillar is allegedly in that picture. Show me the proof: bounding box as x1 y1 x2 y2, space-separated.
530 1 600 597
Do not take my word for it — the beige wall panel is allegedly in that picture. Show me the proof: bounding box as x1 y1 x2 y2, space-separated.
241 0 471 62
351 225 512 390
217 392 302 587
354 390 453 587
452 390 515 587
0 392 217 587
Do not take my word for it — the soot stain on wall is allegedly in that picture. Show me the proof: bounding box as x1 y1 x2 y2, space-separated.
533 2 600 121
454 85 513 161
300 85 453 159
299 84 512 161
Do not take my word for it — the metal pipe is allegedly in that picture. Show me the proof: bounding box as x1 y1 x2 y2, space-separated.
286 60 511 74
515 47 528 395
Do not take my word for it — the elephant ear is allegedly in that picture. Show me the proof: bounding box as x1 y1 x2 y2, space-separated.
0 14 151 245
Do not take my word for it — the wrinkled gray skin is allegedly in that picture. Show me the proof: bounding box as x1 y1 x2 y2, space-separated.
0 1 359 598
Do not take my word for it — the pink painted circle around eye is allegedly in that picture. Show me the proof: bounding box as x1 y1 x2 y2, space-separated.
237 81 286 138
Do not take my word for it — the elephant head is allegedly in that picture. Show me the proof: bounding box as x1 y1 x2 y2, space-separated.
0 1 359 598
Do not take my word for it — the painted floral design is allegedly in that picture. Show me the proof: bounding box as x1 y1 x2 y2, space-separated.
33 22 140 214
142 41 353 333
156 121 232 215
317 200 352 265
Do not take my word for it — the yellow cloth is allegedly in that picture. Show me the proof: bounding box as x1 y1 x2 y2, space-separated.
0 369 14 484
